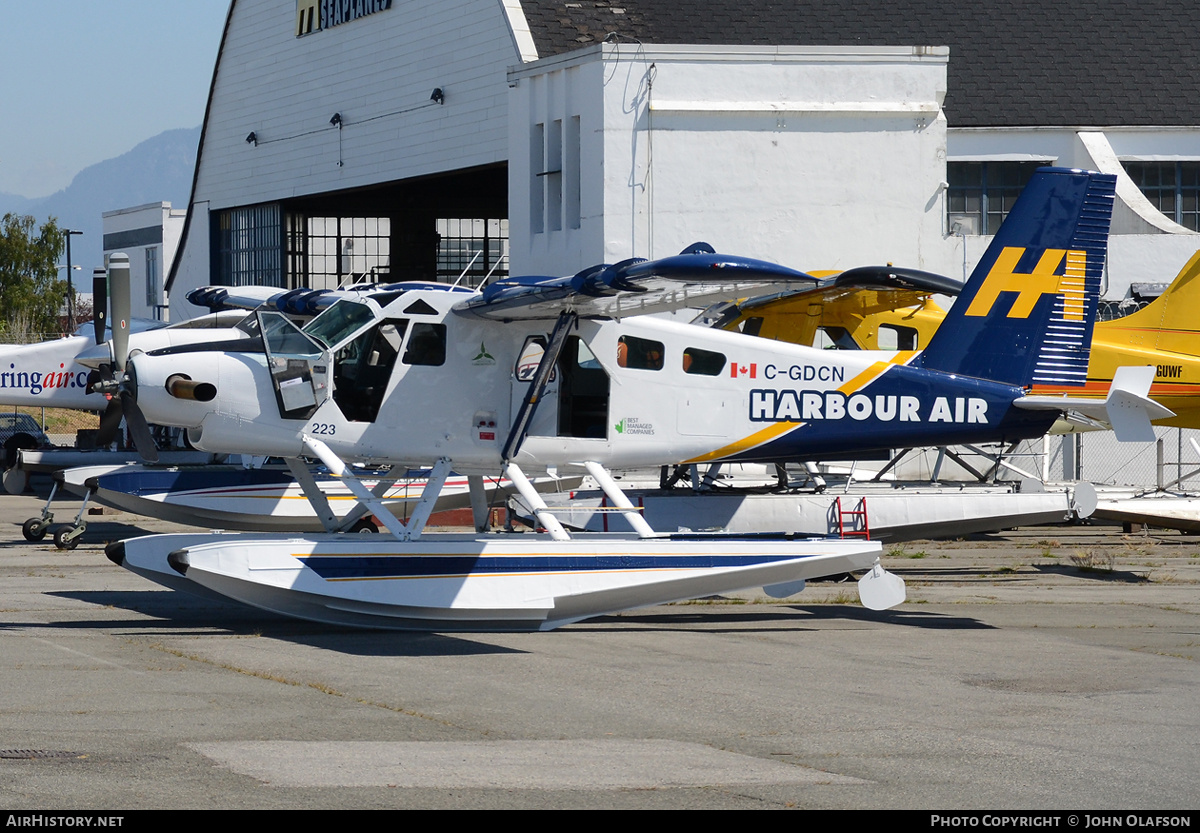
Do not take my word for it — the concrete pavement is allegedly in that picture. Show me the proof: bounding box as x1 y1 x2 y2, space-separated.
1 488 1198 809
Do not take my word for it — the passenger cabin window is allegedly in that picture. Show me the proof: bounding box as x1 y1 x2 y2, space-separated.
616 335 664 370
403 322 447 366
740 317 764 337
682 347 726 376
878 324 918 351
814 327 859 350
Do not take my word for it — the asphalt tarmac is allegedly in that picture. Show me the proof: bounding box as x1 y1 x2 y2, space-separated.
1 487 1198 810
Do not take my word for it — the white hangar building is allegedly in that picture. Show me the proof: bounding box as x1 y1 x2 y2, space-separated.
166 0 1200 320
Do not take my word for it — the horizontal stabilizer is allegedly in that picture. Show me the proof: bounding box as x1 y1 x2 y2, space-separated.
1015 365 1175 442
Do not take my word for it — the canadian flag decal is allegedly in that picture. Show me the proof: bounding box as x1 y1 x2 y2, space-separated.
730 363 757 379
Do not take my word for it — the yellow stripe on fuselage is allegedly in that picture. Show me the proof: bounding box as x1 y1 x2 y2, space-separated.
684 351 917 464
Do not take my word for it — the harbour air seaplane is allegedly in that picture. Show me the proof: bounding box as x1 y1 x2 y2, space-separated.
103 167 1153 631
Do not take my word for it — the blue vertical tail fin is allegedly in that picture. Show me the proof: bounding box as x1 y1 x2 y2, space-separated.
915 167 1116 387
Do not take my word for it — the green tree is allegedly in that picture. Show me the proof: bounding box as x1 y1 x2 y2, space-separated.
0 213 67 340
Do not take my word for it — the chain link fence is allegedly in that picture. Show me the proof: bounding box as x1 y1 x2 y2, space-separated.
885 430 1200 490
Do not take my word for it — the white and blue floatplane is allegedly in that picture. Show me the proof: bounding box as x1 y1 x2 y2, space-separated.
103 168 1151 630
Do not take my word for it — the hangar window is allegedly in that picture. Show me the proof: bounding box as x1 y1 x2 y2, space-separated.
214 204 283 287
531 115 582 235
437 218 508 283
947 162 1042 235
1123 162 1200 231
298 215 391 290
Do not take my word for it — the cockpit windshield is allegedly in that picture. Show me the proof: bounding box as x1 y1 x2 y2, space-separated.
302 300 377 350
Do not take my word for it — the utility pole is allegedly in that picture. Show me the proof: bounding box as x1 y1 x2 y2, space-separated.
63 228 83 332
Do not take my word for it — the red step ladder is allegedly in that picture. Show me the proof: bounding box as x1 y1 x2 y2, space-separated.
834 496 871 539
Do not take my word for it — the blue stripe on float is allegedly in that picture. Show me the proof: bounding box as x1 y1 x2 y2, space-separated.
300 552 810 581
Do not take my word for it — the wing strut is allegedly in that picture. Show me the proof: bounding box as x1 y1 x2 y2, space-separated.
502 310 577 462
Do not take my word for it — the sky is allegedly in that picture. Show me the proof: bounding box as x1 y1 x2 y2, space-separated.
0 1 230 198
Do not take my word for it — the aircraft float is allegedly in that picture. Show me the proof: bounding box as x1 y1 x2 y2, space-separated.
51 461 563 537
93 166 1160 631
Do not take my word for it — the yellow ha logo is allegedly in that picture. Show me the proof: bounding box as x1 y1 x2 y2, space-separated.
964 247 1087 321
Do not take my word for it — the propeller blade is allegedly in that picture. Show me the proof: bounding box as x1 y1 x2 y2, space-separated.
120 391 159 463
95 398 124 446
109 253 132 370
92 267 108 346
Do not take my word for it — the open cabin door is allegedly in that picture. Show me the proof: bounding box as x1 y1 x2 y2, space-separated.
509 333 610 444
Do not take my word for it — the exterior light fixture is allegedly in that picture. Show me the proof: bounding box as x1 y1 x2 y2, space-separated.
430 88 444 105
246 132 257 146
330 113 342 127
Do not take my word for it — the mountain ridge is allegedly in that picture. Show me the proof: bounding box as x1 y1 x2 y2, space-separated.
0 127 200 272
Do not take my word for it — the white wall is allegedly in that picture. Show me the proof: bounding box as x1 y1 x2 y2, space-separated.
199 0 515 207
103 202 186 321
510 45 950 276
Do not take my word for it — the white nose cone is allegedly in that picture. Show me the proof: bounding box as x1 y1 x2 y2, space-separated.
858 559 906 610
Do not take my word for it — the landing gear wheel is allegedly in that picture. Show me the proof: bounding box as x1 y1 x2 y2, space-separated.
22 517 48 541
349 518 378 534
53 525 82 550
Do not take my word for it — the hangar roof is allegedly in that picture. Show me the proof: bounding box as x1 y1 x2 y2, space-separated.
519 0 1198 128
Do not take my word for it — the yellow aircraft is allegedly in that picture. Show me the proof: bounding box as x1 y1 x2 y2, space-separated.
716 253 1200 429
709 265 952 351
1031 251 1200 429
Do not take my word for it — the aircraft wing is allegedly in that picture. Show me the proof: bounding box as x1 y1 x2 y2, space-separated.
187 282 473 316
694 265 962 329
186 286 294 312
820 265 963 296
452 246 820 320
743 265 961 311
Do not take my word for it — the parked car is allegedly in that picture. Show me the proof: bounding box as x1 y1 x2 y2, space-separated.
0 413 54 468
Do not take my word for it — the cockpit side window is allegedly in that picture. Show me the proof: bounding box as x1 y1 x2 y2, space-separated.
333 318 408 422
402 322 447 366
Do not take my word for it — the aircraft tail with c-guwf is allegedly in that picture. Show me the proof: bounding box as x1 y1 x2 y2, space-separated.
1026 249 1200 430
103 167 1150 630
